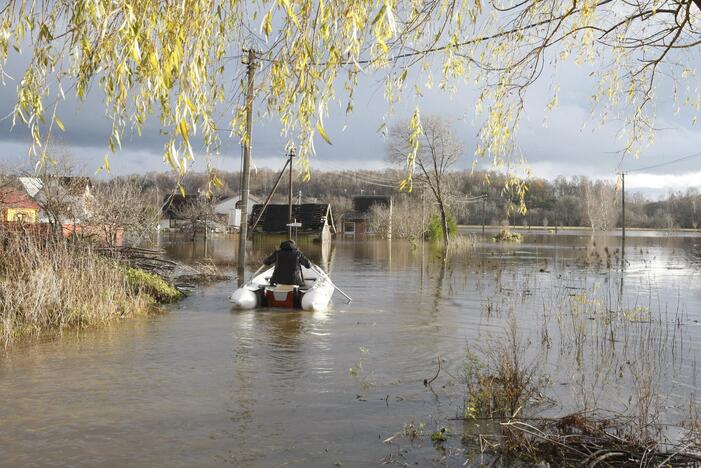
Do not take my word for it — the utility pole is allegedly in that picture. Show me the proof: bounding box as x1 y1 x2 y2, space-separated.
621 171 626 264
237 49 256 286
481 194 486 234
421 186 425 241
287 147 295 239
620 172 626 242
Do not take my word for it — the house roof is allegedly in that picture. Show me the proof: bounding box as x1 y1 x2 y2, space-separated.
162 194 203 218
0 187 40 210
18 177 42 197
18 176 92 198
250 203 333 233
352 195 392 213
343 211 370 221
213 194 261 213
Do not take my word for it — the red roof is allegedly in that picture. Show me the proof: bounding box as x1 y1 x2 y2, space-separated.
0 188 40 210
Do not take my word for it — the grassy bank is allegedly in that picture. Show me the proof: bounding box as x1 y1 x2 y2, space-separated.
0 235 181 344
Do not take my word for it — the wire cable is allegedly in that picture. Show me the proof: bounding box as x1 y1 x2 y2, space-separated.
623 150 701 174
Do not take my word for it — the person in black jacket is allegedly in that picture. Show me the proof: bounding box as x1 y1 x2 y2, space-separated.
263 239 311 286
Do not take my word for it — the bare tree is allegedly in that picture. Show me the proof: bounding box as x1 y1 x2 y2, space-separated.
173 195 215 241
583 179 619 231
387 115 462 247
85 179 156 246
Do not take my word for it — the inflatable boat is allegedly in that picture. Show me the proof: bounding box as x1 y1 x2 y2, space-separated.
229 263 337 311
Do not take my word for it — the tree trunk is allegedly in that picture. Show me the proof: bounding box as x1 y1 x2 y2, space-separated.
438 201 449 248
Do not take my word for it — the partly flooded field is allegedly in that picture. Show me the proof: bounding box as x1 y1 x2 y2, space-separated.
1 231 701 466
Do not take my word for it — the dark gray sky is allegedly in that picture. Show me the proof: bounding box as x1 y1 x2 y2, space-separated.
0 44 700 199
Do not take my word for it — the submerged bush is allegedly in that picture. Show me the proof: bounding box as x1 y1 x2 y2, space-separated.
493 228 522 243
0 234 177 343
426 214 458 241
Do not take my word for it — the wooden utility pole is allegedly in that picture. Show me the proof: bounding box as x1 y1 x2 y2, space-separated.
621 172 626 242
421 186 425 241
620 171 626 268
481 194 486 234
287 148 295 239
237 49 256 286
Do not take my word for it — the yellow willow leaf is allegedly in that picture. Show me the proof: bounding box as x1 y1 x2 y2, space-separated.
132 39 141 62
371 5 386 26
316 122 332 145
280 0 301 29
54 116 65 131
262 10 273 39
179 118 189 140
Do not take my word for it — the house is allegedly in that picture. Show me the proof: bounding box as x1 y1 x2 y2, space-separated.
249 203 335 244
159 193 225 233
18 176 93 224
342 195 393 239
159 194 201 230
213 195 260 231
0 187 40 223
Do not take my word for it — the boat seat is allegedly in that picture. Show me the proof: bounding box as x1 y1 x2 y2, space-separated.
267 284 297 292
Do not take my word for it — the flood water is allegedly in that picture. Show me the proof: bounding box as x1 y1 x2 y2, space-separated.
2 230 701 466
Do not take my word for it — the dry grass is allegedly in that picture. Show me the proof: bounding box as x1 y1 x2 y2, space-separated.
0 233 157 343
463 320 549 420
497 411 701 466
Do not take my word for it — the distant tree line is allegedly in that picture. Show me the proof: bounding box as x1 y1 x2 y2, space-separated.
118 169 700 230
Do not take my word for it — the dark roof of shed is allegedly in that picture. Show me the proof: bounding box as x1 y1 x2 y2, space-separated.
250 203 333 233
161 194 210 218
343 211 370 221
352 195 392 213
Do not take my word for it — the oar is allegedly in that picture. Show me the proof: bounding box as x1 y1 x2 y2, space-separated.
311 264 352 304
245 264 267 285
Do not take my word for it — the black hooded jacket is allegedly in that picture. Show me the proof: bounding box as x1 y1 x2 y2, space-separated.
263 240 311 286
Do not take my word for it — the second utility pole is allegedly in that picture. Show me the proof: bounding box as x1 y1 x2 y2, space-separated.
287 148 295 239
237 49 256 286
620 172 626 243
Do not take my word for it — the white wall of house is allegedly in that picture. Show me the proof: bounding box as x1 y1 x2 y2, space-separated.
213 196 259 228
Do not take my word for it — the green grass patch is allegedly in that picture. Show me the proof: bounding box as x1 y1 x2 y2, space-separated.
427 214 458 240
493 228 522 242
126 268 183 303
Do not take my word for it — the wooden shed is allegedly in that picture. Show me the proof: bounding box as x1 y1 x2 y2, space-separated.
249 203 335 244
342 195 393 239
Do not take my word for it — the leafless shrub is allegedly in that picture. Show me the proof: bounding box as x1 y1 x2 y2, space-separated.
583 178 619 231
368 196 428 241
173 194 215 240
464 320 549 420
86 178 156 245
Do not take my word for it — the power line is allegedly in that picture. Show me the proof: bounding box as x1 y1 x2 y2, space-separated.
318 166 402 188
623 151 701 174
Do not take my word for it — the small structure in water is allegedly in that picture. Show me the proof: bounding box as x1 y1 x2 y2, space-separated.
213 194 260 232
249 203 335 245
341 195 393 239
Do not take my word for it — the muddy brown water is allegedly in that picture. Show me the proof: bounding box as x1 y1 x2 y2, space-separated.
1 231 701 466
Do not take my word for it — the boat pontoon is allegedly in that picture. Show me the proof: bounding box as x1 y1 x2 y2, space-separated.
229 263 338 311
